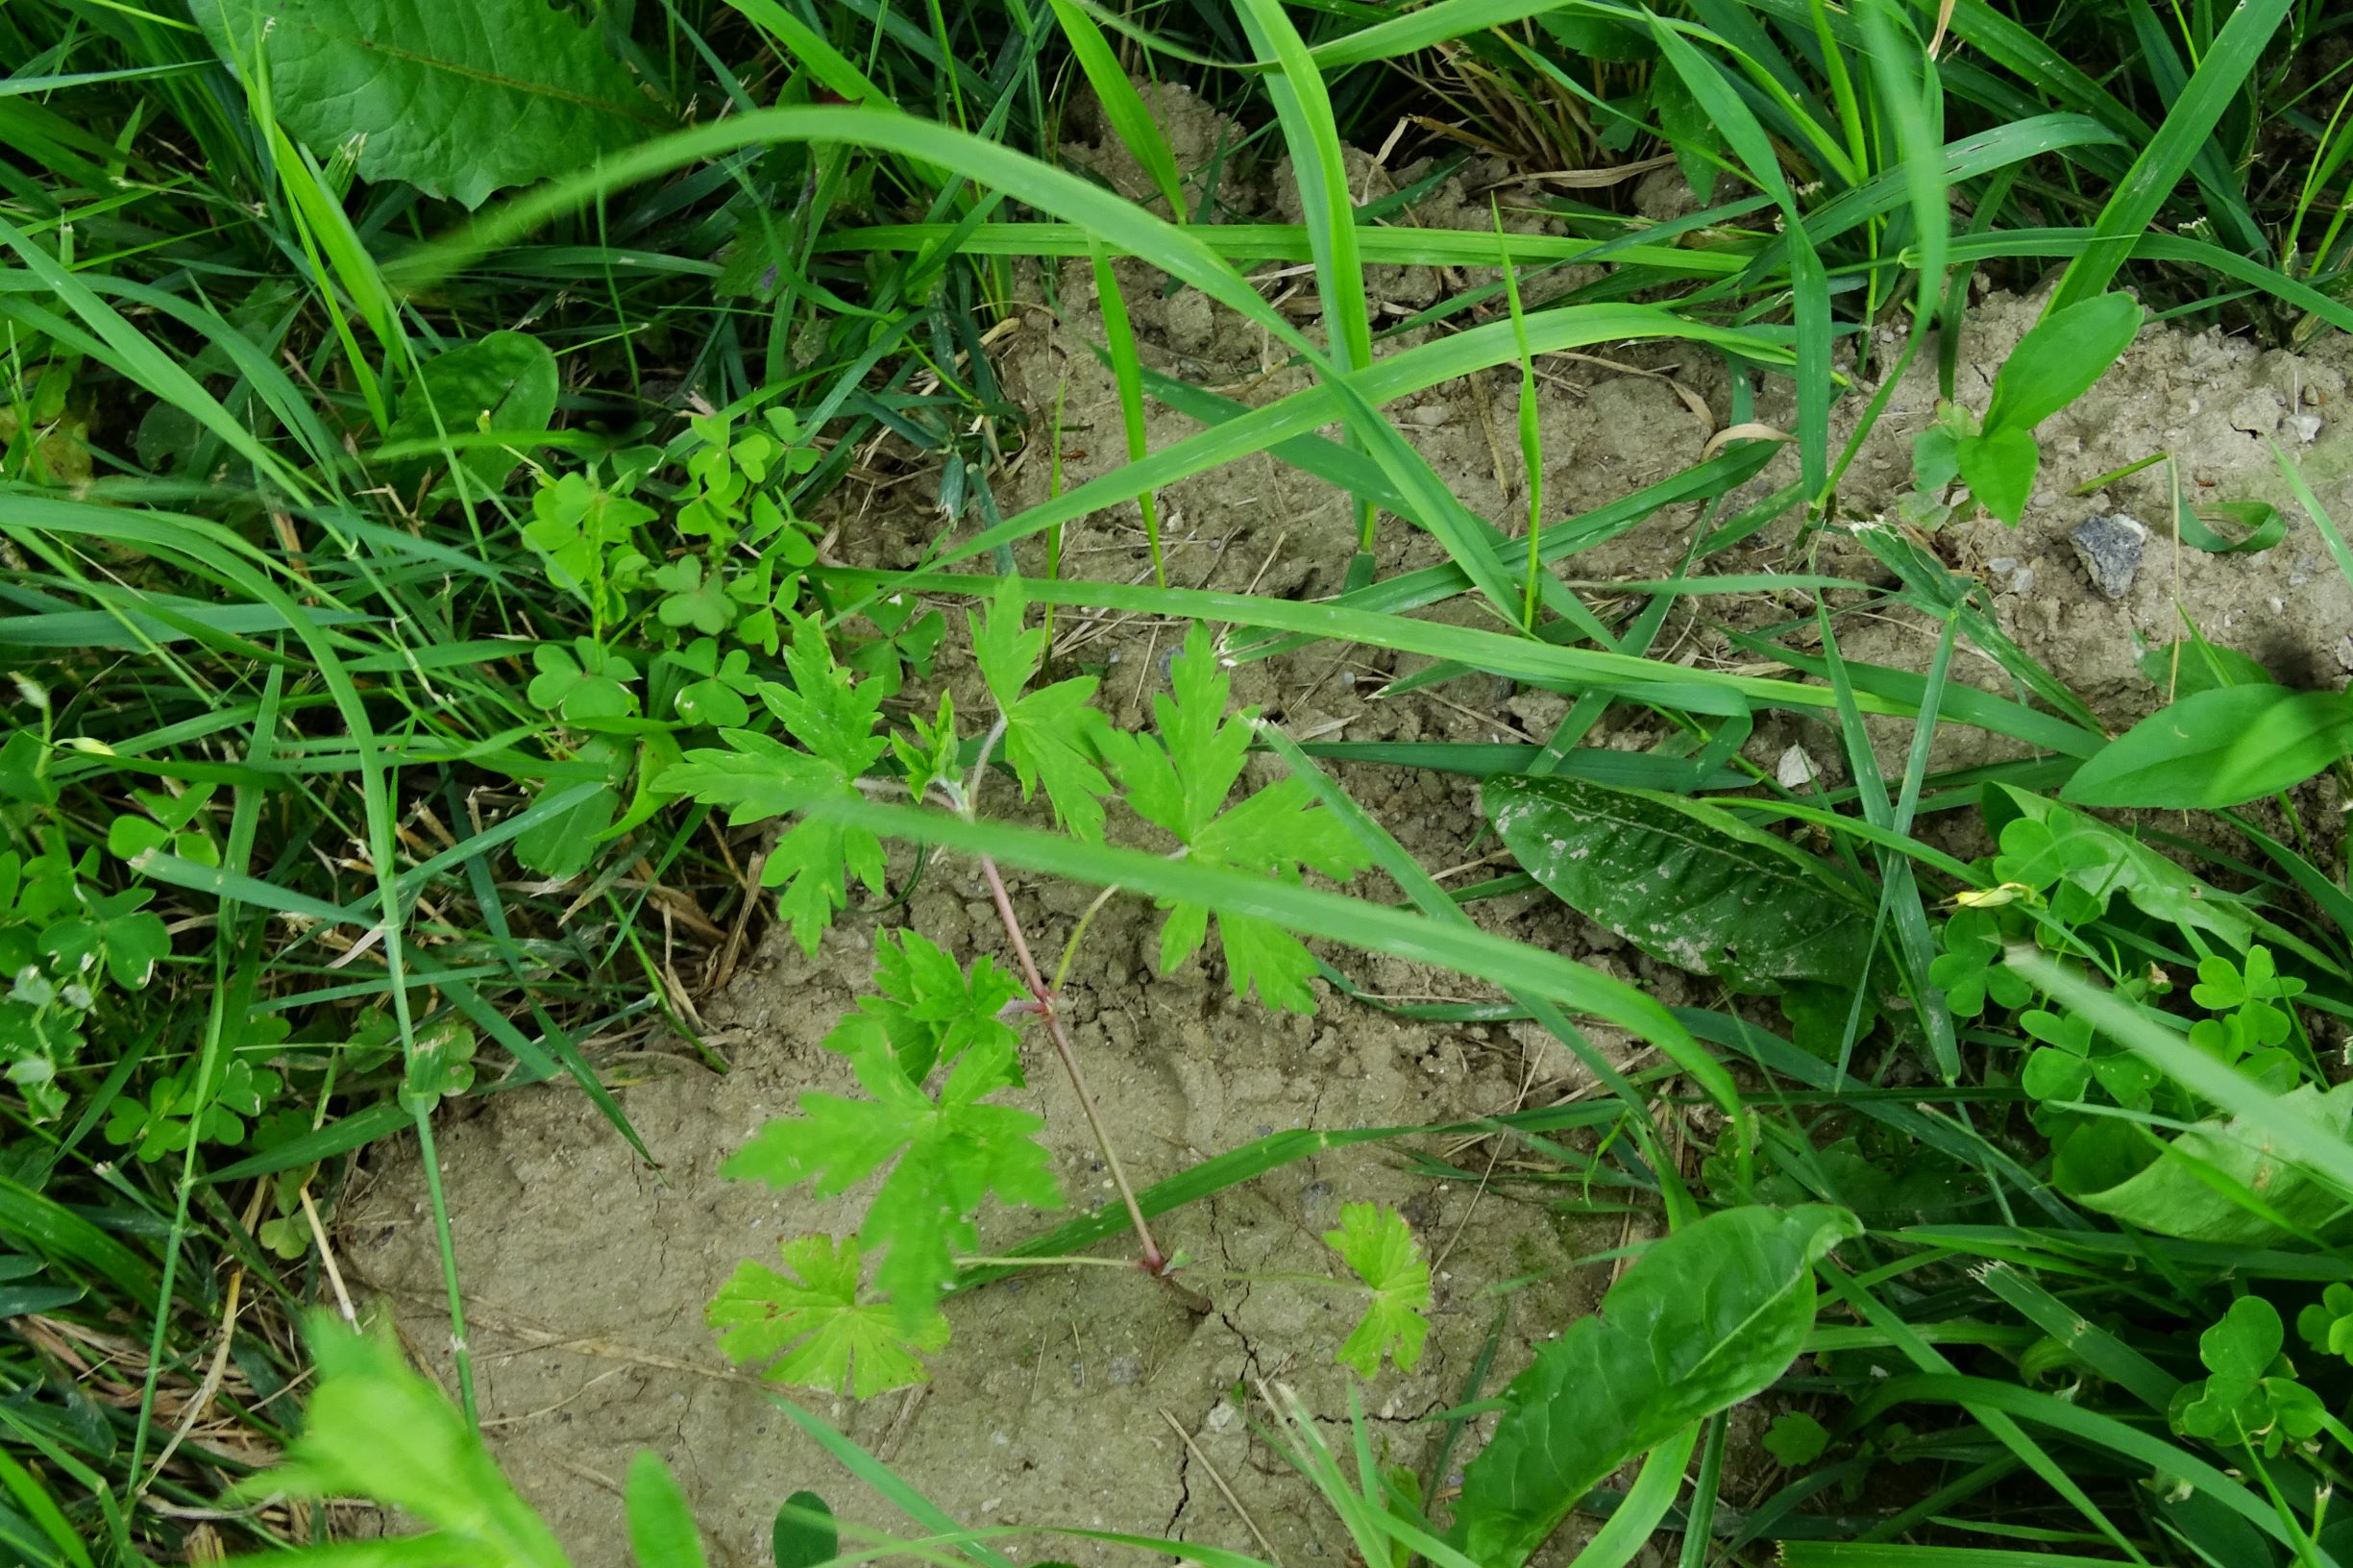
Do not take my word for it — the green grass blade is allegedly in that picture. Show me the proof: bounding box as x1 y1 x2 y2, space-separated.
753 790 1734 1115
2045 0 2293 314
1086 241 1163 585
1046 0 1186 217
1647 17 1830 498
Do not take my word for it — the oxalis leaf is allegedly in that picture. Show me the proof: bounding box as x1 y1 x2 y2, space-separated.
2063 683 2353 809
1993 786 2255 949
1451 1205 1858 1568
1483 775 1872 993
193 0 667 208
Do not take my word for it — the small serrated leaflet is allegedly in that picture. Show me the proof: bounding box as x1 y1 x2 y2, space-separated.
824 929 1023 1084
1325 1203 1431 1377
973 583 1115 837
1099 626 1371 1011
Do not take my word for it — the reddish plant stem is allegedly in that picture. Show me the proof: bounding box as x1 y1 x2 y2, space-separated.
975 850 1175 1281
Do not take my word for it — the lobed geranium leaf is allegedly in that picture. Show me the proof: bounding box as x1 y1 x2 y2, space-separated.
707 1234 947 1398
1324 1203 1431 1377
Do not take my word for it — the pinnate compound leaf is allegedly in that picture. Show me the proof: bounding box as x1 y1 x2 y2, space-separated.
2063 684 2353 809
662 621 888 954
1098 625 1370 1012
194 0 665 208
1452 1205 1859 1568
1483 775 1871 993
708 1235 947 1398
723 1038 1060 1327
2077 1081 2353 1245
1324 1203 1431 1377
625 1453 706 1568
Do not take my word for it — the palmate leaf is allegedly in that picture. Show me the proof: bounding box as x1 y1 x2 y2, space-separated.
1324 1204 1430 1377
707 1235 948 1399
826 929 1024 1085
193 0 668 208
1098 625 1371 1012
723 1033 1061 1327
663 619 889 954
971 583 1115 838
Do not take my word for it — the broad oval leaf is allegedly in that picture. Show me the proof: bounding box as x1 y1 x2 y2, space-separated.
1954 425 2038 527
1986 292 2145 433
772 1491 837 1568
385 330 559 492
1484 774 1871 992
193 0 666 208
2078 1081 2353 1245
2062 684 2353 809
1452 1206 1859 1568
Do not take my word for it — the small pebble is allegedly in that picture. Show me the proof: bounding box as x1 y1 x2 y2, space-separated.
1776 744 1820 791
2069 513 2148 599
2295 412 2325 443
1410 401 1452 427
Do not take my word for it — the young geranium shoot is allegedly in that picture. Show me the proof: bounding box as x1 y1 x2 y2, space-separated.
667 618 889 954
1324 1203 1432 1377
1096 623 1373 1013
723 934 1062 1329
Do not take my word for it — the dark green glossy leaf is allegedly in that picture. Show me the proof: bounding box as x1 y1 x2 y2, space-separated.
2062 685 2353 809
193 0 666 208
772 1491 837 1568
1452 1206 1859 1568
384 330 557 491
1484 775 1871 993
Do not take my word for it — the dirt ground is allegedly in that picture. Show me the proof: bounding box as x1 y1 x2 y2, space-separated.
346 82 2353 1568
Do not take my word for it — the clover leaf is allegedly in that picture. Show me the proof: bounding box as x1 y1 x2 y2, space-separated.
652 556 737 636
1928 908 2033 1019
2172 1296 2325 1458
527 639 640 722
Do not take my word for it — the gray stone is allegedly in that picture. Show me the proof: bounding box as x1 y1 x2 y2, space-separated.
2070 513 2148 599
